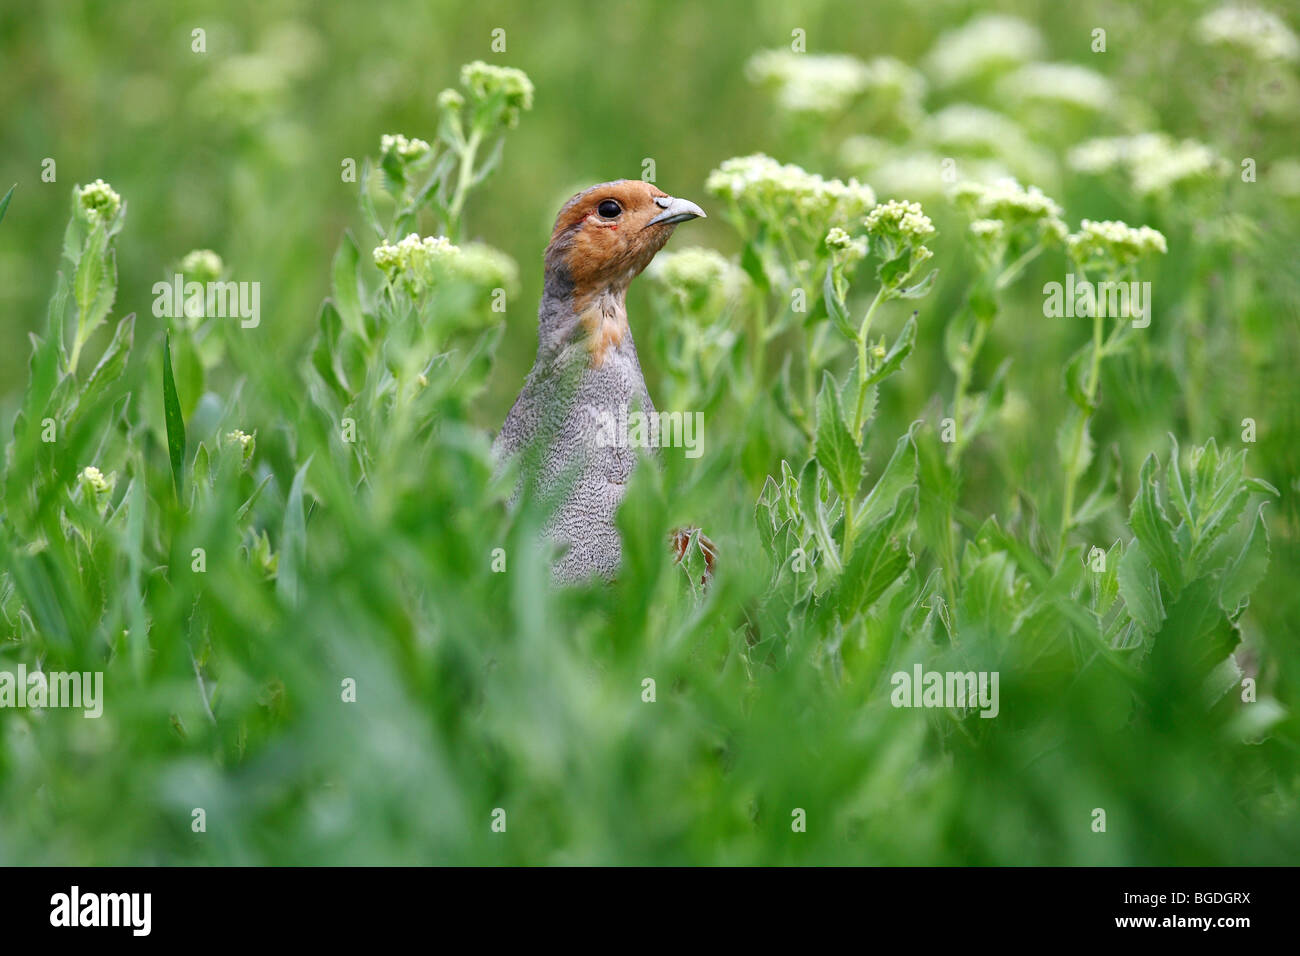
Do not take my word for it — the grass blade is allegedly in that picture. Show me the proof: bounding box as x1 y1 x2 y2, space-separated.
162 330 186 501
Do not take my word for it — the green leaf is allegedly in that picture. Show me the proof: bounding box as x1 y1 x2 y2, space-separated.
678 528 709 597
837 486 916 621
1117 539 1165 633
1203 656 1243 708
162 331 187 502
1147 579 1239 685
1244 476 1280 497
943 298 977 375
1219 504 1269 614
1167 434 1193 527
740 238 770 293
1072 443 1120 529
471 134 507 187
877 250 911 288
73 223 116 354
779 459 804 535
1062 344 1093 412
379 149 407 194
357 159 385 240
814 371 863 502
190 441 210 506
798 458 841 576
330 232 367 340
772 354 808 436
896 268 938 299
755 476 781 554
1128 454 1183 592
863 314 918 389
237 473 275 523
856 423 919 531
0 183 14 227
1056 411 1093 486
969 284 997 323
961 357 1011 448
69 313 134 423
822 264 857 339
277 456 313 605
1188 445 1249 570
956 549 1018 643
1091 539 1122 617
46 270 70 363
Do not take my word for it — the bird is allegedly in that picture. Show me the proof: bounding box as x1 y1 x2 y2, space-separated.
493 179 715 584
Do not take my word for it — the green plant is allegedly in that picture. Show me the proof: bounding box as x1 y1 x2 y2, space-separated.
2 8 1298 866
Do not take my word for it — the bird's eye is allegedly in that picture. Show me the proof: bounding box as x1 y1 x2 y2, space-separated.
597 199 622 219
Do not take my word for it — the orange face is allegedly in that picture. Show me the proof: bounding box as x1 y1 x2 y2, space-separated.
545 180 706 294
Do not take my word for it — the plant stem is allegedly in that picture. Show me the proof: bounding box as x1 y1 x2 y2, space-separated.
447 128 482 241
1056 287 1106 564
751 292 768 396
994 242 1045 292
947 314 991 467
842 494 857 563
851 286 886 440
68 335 84 377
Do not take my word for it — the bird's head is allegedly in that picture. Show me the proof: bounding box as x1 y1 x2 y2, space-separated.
544 180 706 298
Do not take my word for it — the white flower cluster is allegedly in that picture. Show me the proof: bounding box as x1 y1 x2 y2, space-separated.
79 464 117 511
821 227 873 280
373 234 516 291
80 465 112 494
1068 133 1228 195
838 135 894 170
1196 4 1300 61
864 200 936 243
746 50 871 113
924 14 1045 87
374 233 458 277
226 429 256 467
380 133 431 160
996 62 1114 111
180 249 224 283
824 226 869 264
924 104 1029 155
706 154 876 229
861 56 928 116
841 137 1015 201
1067 219 1168 265
77 179 121 222
969 219 1006 240
648 247 749 307
745 51 926 116
1067 136 1133 173
437 88 465 112
451 243 519 290
952 178 1066 239
460 61 535 127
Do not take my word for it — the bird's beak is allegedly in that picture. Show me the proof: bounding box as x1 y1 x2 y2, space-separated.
646 195 707 228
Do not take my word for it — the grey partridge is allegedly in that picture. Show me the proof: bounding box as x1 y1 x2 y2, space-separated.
493 180 712 583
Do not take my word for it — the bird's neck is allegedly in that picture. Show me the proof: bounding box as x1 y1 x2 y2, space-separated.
538 272 634 370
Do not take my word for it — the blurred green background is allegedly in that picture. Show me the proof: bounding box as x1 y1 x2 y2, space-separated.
2 0 1299 864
